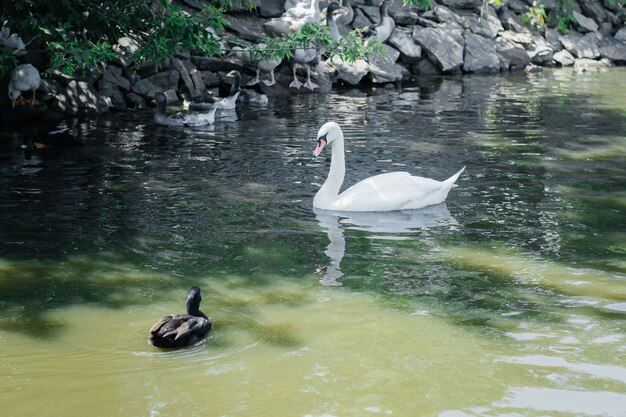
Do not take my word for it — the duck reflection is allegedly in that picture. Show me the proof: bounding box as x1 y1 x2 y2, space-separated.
314 203 457 286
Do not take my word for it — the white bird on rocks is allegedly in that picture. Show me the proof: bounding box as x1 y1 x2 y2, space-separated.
289 47 320 90
312 122 465 211
264 0 321 35
8 63 41 108
242 45 282 87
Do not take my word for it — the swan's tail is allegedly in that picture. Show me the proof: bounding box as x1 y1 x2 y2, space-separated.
443 166 466 187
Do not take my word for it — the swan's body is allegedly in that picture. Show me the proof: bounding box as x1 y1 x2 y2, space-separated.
149 286 212 348
312 122 465 212
154 92 216 127
8 63 41 107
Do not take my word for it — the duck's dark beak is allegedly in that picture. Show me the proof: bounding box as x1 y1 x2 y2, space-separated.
313 137 327 158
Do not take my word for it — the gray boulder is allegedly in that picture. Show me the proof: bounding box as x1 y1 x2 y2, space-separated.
410 57 443 75
506 0 529 14
97 79 126 111
389 28 422 64
412 26 465 72
598 37 626 64
559 32 601 59
463 32 501 73
131 79 163 99
191 56 244 72
225 21 261 42
439 0 482 10
146 70 180 91
572 11 599 33
103 65 130 91
528 35 554 64
352 8 373 29
368 45 408 83
499 31 534 48
553 49 576 66
545 29 563 51
172 58 195 97
125 92 147 108
389 8 418 26
498 8 526 33
189 68 205 92
615 28 626 42
38 78 63 103
434 5 461 23
51 80 111 115
495 37 531 70
574 57 612 72
360 5 381 23
579 0 607 22
331 56 369 85
259 0 284 18
460 13 500 39
200 71 221 87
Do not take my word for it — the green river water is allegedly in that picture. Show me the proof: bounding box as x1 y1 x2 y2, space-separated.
0 68 625 416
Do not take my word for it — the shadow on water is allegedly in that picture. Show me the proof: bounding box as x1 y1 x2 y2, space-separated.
0 69 625 339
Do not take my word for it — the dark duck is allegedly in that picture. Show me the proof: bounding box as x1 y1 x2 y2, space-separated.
148 286 212 348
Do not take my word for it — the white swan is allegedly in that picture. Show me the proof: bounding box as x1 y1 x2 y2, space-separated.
312 122 465 211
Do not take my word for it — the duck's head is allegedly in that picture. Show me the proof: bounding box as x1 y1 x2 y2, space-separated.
186 286 203 316
8 84 21 108
313 122 342 157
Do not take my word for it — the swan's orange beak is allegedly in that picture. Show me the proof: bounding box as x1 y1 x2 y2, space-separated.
313 138 327 158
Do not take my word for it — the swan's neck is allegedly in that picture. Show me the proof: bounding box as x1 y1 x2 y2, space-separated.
314 136 345 208
311 0 320 14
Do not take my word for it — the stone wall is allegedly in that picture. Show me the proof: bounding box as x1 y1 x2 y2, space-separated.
2 0 625 119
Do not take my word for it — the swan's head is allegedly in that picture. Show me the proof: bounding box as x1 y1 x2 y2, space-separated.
186 286 202 315
313 122 342 157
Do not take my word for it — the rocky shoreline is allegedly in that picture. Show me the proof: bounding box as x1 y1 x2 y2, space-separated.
2 0 625 122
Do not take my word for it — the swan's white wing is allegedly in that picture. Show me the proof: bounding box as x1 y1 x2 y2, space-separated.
334 172 451 211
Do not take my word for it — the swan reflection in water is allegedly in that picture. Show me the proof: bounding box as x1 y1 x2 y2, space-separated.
314 203 457 286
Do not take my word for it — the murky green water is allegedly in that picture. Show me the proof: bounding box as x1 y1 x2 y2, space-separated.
1 68 625 416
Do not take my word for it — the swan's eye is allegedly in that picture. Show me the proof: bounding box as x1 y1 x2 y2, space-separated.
317 133 328 144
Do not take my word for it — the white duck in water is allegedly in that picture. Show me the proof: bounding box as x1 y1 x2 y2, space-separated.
8 63 41 108
312 122 465 211
181 70 241 111
154 92 216 127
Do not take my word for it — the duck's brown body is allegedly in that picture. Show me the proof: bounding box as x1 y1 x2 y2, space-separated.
148 287 212 348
